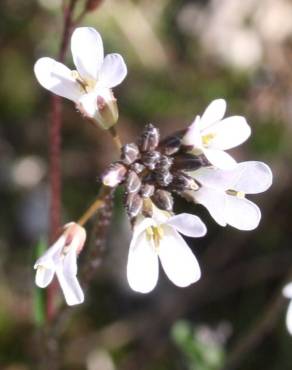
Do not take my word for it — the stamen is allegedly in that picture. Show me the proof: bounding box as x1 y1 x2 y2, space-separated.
226 189 246 199
202 133 215 145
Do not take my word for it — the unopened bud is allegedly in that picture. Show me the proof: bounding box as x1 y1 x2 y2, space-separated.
171 172 199 191
63 222 87 254
159 134 182 155
121 143 140 165
126 171 141 193
126 193 143 218
155 170 173 187
141 151 160 170
140 184 155 198
139 124 160 152
101 162 127 187
156 155 173 171
131 162 145 174
173 153 203 171
152 190 173 211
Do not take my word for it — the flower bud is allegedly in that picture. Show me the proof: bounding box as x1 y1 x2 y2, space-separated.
152 190 173 211
139 124 160 152
141 151 160 170
155 170 173 187
159 134 182 155
126 193 143 218
140 184 155 198
173 153 203 171
171 172 199 191
121 143 140 165
86 0 103 11
126 171 142 193
101 162 127 187
131 162 145 174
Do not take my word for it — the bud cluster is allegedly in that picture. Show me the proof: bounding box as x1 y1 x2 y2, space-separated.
102 124 207 219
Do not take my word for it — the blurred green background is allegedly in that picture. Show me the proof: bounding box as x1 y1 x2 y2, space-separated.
1 0 292 369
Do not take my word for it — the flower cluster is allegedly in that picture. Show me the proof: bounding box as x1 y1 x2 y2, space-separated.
33 27 273 312
102 99 272 292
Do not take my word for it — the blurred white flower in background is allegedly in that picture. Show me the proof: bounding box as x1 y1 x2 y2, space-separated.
177 0 292 70
283 283 292 335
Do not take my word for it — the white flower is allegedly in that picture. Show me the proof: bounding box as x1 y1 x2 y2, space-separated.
187 161 272 230
127 207 207 293
34 27 127 129
283 283 292 335
34 222 86 306
182 99 251 169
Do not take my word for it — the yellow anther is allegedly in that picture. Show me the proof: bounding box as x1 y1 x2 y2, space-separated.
146 226 164 252
202 133 215 145
226 189 246 199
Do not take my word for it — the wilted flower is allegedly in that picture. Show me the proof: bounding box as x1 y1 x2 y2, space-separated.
127 206 206 293
34 222 86 306
283 283 292 335
34 27 127 129
182 99 251 169
186 161 273 230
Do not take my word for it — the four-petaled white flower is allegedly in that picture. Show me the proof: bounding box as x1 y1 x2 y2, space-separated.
34 222 86 306
127 207 207 293
283 283 292 335
34 27 127 129
187 161 272 230
182 99 251 169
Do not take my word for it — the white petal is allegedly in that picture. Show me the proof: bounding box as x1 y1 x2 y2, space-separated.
204 148 237 169
225 196 261 230
194 188 227 227
127 233 159 293
71 27 104 81
35 266 55 288
78 92 98 118
182 116 203 148
286 301 292 335
203 116 251 150
232 161 273 194
56 267 84 306
158 227 201 287
191 167 238 191
98 53 127 88
166 213 207 237
34 57 81 102
199 99 227 130
283 283 292 299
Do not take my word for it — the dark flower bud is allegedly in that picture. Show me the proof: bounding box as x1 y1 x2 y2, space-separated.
126 170 141 193
126 193 143 218
121 143 140 165
152 190 173 211
159 134 182 155
131 162 145 174
171 172 199 191
101 162 127 187
155 170 173 187
140 184 155 198
86 0 103 11
139 123 160 152
173 153 203 171
156 155 173 171
141 151 160 170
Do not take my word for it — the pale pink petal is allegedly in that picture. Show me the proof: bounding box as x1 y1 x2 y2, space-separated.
182 116 203 149
203 148 237 169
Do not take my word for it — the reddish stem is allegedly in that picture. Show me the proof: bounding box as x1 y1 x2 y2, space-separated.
46 0 79 322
